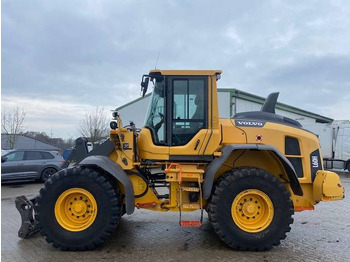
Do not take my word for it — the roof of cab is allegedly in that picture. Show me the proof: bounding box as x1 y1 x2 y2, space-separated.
149 69 222 76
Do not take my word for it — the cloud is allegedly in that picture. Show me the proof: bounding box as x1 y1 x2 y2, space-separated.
225 26 243 45
2 0 350 138
1 95 115 138
270 25 298 49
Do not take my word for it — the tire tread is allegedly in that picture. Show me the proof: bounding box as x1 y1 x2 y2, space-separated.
208 167 294 251
35 167 121 251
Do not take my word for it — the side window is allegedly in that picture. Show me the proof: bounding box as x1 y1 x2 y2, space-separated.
5 151 24 161
144 77 166 145
285 136 303 177
172 78 206 146
25 151 44 160
41 152 55 159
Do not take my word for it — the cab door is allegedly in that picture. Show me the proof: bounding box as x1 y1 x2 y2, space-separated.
168 76 212 158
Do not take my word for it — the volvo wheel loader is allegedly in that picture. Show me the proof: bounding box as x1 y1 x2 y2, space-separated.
16 70 344 251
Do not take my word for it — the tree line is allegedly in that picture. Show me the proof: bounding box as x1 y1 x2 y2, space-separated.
1 106 109 150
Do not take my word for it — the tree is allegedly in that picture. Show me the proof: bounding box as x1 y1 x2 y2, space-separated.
1 107 26 149
77 107 109 144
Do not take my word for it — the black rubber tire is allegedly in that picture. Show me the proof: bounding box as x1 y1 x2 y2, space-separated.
208 167 294 251
346 161 350 172
35 166 122 251
40 167 57 182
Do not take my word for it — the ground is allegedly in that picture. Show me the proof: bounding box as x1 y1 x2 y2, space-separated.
1 173 350 262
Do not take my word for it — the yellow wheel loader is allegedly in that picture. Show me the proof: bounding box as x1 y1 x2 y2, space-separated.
16 70 344 251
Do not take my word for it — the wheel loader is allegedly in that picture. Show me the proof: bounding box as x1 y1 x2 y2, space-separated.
16 69 344 251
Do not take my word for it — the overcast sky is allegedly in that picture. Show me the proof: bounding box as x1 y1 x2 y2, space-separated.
2 0 350 139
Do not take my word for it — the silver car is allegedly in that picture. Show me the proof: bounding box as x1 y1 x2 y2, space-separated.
1 150 65 182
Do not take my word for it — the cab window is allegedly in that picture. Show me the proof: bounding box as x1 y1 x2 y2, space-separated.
144 76 166 145
171 78 207 146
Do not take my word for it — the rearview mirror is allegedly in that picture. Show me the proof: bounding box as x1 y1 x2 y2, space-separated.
1 156 7 163
141 75 150 97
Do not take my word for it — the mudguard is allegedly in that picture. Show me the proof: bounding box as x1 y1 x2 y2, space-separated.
203 144 303 199
79 155 135 215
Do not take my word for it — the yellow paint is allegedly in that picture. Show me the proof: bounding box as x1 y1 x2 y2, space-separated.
138 73 221 159
231 189 274 233
109 129 135 170
54 188 97 232
220 118 247 144
234 121 322 184
169 129 210 156
164 164 205 212
137 128 169 160
216 119 344 210
129 175 164 211
313 170 344 201
105 70 344 215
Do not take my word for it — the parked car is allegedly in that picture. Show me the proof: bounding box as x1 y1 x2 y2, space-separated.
1 150 65 182
1 149 12 156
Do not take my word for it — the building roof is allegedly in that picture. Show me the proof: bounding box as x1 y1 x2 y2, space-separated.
223 89 333 124
116 88 333 124
1 134 62 151
116 92 152 111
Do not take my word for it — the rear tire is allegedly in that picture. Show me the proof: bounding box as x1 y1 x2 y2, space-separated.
208 167 294 251
35 166 122 251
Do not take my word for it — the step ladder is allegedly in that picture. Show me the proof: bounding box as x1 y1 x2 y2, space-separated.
165 163 203 227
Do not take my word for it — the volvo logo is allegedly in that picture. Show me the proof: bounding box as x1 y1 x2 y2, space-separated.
235 120 265 127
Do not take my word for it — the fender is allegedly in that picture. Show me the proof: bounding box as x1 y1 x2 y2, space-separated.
79 155 135 215
203 144 303 199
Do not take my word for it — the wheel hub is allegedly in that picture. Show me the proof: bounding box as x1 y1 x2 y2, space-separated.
244 203 255 214
231 189 274 233
72 200 86 214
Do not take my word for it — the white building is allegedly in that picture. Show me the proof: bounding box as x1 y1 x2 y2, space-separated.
116 88 333 128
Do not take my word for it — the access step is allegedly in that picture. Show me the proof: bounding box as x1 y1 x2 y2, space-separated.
180 220 202 227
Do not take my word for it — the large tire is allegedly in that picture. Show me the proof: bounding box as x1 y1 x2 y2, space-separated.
35 166 122 251
208 167 294 251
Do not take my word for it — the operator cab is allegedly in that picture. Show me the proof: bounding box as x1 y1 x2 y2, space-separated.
138 70 222 160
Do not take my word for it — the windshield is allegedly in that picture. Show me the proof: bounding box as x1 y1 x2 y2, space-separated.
144 76 166 144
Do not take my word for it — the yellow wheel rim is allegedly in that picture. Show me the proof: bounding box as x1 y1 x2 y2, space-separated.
231 189 274 233
54 188 97 232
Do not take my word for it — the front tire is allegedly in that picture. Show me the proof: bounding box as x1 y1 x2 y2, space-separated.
208 167 294 251
35 167 122 251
